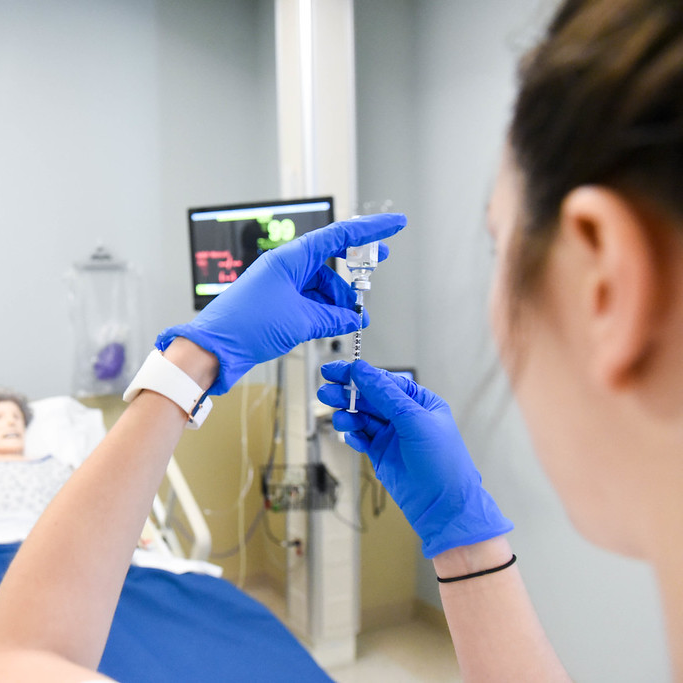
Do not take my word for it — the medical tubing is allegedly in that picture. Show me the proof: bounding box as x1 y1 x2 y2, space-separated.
261 359 284 490
237 373 252 588
262 509 301 549
208 509 264 560
436 554 517 583
205 362 281 561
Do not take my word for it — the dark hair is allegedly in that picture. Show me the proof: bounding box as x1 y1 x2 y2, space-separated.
509 0 683 295
0 390 33 427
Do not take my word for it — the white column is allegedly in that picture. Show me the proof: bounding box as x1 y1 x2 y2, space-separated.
275 0 359 668
275 0 357 215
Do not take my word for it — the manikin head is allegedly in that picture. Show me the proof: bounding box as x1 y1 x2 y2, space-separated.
0 391 32 457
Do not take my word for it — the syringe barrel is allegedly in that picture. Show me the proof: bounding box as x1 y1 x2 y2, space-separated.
345 240 376 413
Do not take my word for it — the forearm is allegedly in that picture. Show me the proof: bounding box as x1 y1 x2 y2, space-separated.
0 339 218 670
434 537 570 682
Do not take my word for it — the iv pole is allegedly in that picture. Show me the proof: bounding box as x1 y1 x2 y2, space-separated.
275 0 360 668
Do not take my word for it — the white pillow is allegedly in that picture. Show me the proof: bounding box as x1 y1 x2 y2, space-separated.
24 396 106 468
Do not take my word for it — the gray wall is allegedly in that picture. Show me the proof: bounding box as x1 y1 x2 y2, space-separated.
355 0 670 680
354 0 419 371
0 0 277 399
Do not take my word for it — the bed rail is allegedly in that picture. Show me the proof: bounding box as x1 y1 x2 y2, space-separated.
150 455 212 561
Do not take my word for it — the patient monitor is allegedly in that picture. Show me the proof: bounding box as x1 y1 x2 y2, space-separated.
188 196 335 310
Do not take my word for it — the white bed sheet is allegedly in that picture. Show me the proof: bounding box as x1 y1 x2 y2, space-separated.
25 396 106 467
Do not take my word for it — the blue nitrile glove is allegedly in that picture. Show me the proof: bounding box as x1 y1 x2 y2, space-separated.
317 360 513 558
156 213 407 395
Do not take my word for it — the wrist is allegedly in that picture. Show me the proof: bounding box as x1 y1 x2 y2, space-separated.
161 337 219 391
432 537 513 579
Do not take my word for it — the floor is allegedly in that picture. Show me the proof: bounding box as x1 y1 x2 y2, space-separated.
326 619 461 683
244 581 462 683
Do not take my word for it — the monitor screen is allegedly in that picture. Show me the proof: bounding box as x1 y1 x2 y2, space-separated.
188 196 334 310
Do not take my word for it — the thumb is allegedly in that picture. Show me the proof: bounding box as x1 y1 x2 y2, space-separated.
305 300 363 339
351 361 421 423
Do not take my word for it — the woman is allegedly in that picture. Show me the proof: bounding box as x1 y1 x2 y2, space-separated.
0 0 680 679
320 0 683 678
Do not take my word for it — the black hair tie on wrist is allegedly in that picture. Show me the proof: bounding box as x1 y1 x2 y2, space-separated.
436 554 517 583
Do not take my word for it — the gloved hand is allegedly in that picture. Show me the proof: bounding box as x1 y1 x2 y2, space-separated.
157 213 407 395
317 360 513 558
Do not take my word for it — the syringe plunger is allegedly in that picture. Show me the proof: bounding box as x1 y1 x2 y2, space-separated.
347 380 359 413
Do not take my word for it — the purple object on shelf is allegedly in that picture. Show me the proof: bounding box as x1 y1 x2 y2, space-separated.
94 342 126 380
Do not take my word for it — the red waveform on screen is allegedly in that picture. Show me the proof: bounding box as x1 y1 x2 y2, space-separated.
218 254 243 270
195 250 243 279
218 270 238 283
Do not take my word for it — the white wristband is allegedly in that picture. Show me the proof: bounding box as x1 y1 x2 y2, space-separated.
123 349 213 429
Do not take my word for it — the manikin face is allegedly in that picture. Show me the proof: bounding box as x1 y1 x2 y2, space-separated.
0 400 26 456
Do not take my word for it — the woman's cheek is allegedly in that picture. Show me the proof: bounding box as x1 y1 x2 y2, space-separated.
489 263 514 373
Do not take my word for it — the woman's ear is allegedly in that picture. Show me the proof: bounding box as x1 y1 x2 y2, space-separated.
558 186 659 389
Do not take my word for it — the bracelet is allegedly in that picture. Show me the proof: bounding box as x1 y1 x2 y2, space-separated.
436 554 517 584
123 349 213 429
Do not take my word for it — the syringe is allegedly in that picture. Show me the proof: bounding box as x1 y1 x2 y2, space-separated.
347 289 365 412
345 241 379 412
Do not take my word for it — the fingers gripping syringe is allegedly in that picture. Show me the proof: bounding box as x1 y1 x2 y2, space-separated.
345 241 379 412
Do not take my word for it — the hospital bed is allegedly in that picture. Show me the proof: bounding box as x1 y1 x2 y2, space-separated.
0 396 332 682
